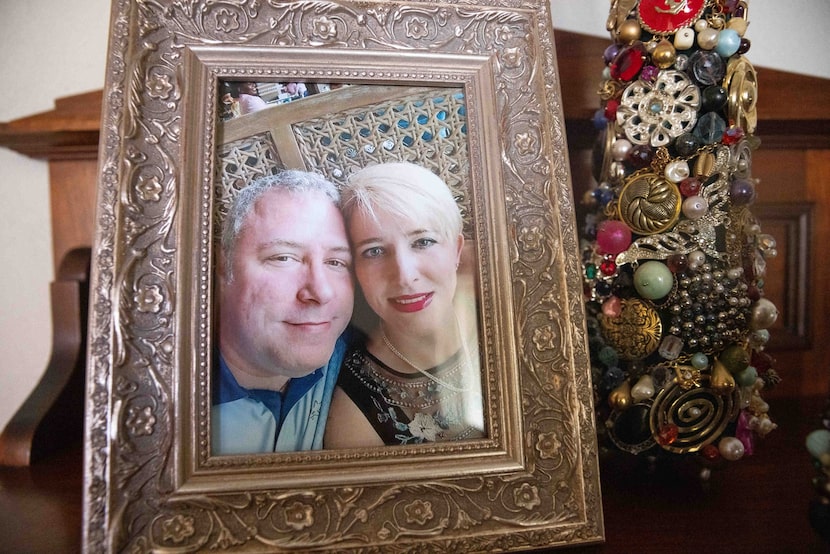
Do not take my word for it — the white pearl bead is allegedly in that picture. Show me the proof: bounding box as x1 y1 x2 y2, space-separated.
687 250 706 269
697 27 719 50
682 195 708 219
611 138 633 161
718 437 745 461
664 160 691 183
674 27 695 50
726 267 743 279
631 374 655 401
750 298 779 330
694 19 709 33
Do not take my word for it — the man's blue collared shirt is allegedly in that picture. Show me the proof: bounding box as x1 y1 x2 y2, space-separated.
210 333 347 455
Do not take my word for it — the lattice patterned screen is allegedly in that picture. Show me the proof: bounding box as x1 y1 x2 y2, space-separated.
292 88 469 225
214 86 470 237
215 131 282 234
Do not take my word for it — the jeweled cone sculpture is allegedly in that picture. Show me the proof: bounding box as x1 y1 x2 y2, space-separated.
581 0 779 475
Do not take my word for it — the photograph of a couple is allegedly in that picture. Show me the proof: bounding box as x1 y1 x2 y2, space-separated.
211 82 484 455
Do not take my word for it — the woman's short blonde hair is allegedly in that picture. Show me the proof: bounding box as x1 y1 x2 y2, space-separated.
341 162 462 240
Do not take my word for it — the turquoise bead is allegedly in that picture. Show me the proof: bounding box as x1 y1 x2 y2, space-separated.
691 352 709 369
715 29 741 58
806 429 830 460
735 365 758 388
634 261 674 300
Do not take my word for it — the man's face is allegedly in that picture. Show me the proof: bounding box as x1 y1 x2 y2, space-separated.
219 189 354 381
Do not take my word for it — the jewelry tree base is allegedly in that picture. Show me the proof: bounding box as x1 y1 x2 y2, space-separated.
580 0 779 476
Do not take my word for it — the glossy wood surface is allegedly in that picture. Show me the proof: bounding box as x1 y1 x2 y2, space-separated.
0 396 825 552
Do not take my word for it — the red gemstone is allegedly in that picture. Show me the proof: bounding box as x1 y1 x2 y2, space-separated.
638 0 706 34
722 126 745 145
600 258 617 275
666 253 688 274
679 177 702 197
701 443 721 461
628 144 654 169
604 99 620 120
657 424 679 445
751 351 775 372
610 43 646 81
722 0 740 14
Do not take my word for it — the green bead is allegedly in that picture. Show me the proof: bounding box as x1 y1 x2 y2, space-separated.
633 261 674 300
598 345 619 367
720 344 750 374
586 264 598 279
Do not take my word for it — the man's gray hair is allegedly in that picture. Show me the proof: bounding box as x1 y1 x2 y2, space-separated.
221 170 340 280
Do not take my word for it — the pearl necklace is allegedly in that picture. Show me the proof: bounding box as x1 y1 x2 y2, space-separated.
380 327 471 393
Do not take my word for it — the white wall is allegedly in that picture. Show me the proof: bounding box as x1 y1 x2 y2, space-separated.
0 1 828 433
0 0 110 431
549 0 830 79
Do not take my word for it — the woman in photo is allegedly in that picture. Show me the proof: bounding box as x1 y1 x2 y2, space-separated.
324 162 484 448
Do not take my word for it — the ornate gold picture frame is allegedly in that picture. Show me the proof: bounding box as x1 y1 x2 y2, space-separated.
83 0 603 551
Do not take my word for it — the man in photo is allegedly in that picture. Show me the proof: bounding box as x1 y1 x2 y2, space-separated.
212 170 354 454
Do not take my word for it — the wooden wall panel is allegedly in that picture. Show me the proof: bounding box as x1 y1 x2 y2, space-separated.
49 160 98 272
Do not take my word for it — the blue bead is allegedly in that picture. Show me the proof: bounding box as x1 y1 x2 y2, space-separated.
592 109 607 130
601 366 625 391
694 112 727 144
688 50 726 86
715 29 741 58
594 187 614 206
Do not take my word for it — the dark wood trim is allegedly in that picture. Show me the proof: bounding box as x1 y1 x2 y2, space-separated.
0 248 90 466
0 90 102 161
756 120 830 150
0 129 100 160
753 202 813 351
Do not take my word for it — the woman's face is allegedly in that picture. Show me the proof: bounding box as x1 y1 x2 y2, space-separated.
349 207 463 337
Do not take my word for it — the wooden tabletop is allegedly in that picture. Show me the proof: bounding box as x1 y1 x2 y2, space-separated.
1 395 826 553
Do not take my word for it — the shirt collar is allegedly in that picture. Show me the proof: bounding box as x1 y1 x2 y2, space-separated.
213 353 323 406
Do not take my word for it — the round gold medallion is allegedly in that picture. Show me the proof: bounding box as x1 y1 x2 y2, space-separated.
599 298 662 360
723 56 758 134
617 171 682 235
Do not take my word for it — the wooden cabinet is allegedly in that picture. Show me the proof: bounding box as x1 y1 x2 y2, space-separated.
558 32 830 402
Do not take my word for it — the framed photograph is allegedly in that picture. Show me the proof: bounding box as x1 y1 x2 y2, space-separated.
84 0 603 551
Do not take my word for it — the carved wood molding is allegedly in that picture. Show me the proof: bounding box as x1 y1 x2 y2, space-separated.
753 202 813 350
0 91 102 161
